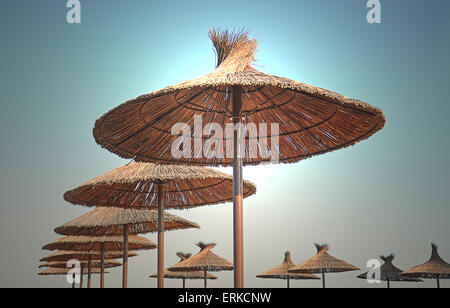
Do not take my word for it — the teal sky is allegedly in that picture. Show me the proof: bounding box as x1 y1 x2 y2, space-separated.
0 0 449 288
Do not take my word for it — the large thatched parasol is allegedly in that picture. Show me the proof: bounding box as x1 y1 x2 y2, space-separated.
289 244 359 288
92 29 385 287
42 234 155 288
150 252 218 288
256 251 319 288
168 242 233 288
38 266 110 288
54 207 198 288
357 254 422 288
401 244 450 288
63 162 255 288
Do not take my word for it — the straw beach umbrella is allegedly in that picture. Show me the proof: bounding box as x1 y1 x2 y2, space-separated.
39 259 121 288
357 254 422 288
401 244 450 288
168 242 233 288
256 251 319 288
93 28 385 287
39 267 108 288
63 162 255 288
289 244 359 288
42 235 155 288
54 207 199 288
150 252 218 288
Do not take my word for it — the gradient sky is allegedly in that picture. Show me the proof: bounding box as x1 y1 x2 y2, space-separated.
0 0 449 288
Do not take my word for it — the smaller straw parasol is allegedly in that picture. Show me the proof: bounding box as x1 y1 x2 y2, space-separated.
168 242 233 288
357 254 422 288
38 267 109 288
150 252 218 288
54 207 198 288
42 235 156 251
289 244 359 288
40 250 137 263
401 243 450 288
39 259 121 269
256 251 319 288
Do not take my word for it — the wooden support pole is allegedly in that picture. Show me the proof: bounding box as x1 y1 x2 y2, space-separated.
204 269 208 288
100 242 105 288
287 277 290 289
322 270 326 289
87 255 92 289
158 183 165 289
122 223 129 288
232 85 244 289
80 266 84 288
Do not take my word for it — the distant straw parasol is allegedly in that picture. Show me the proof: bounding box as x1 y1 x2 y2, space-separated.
150 252 218 288
256 251 319 288
40 250 137 263
92 28 385 287
357 254 422 288
38 267 109 288
289 244 359 288
168 242 233 288
63 162 255 288
54 207 198 288
401 243 450 288
42 235 156 251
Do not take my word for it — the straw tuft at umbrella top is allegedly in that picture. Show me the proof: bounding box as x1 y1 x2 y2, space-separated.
93 28 385 166
54 207 200 236
149 252 218 280
289 243 360 274
168 242 233 272
39 268 108 276
40 250 137 263
39 259 121 269
42 235 156 251
256 251 319 280
357 254 422 282
64 162 256 209
401 244 450 279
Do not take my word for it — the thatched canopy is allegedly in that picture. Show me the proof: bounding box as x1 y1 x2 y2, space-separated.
401 244 450 279
54 207 200 236
63 162 256 209
168 242 233 272
39 259 121 269
257 251 319 280
39 268 108 276
357 254 422 282
150 252 218 280
42 235 156 251
289 244 360 274
40 250 137 263
93 28 385 166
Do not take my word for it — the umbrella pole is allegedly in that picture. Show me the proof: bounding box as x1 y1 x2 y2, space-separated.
123 223 129 288
100 242 105 288
204 269 208 289
80 266 84 288
157 183 165 289
387 278 390 289
437 277 440 289
88 255 92 289
232 85 244 289
182 278 186 289
72 273 75 288
287 277 290 289
321 270 326 289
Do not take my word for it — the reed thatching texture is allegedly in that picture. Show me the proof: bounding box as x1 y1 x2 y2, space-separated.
40 250 137 263
289 244 360 274
93 28 385 167
42 235 156 251
168 242 233 272
401 244 450 279
149 252 218 280
64 162 256 209
54 207 199 236
39 268 108 276
39 259 121 269
357 254 422 282
256 251 319 280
